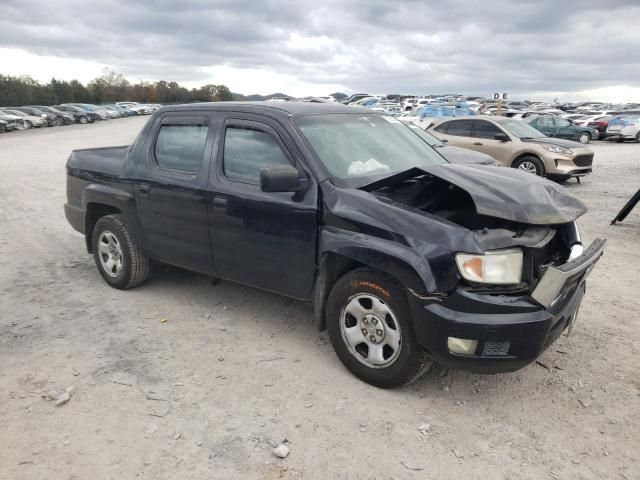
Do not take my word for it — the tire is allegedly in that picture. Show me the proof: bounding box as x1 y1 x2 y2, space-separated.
578 132 591 144
55 117 64 126
79 116 88 124
636 132 640 143
512 156 545 177
24 120 33 129
326 268 433 388
91 214 150 289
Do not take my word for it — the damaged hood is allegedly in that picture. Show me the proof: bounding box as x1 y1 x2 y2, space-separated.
362 164 587 225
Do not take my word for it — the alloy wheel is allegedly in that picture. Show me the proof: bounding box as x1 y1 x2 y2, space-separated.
98 230 124 277
518 161 538 174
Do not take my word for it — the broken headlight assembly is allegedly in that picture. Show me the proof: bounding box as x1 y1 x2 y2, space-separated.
455 249 523 285
544 145 573 155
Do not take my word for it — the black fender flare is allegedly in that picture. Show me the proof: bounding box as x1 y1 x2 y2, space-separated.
312 228 439 330
81 183 145 253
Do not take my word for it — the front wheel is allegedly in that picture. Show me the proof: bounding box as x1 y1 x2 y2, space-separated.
326 268 433 388
512 156 545 176
55 117 64 126
24 120 33 129
578 132 591 144
91 214 150 289
79 116 88 124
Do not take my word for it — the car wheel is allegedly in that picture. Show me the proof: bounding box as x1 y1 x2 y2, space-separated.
79 116 88 124
512 156 545 176
578 132 591 144
91 214 150 289
326 268 433 388
636 132 640 143
24 120 33 129
55 117 64 126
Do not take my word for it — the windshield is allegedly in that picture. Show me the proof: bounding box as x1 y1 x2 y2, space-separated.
501 120 546 138
295 113 446 186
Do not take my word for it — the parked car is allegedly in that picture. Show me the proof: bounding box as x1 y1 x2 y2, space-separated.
116 102 153 115
586 115 614 136
0 119 9 132
401 121 497 166
525 115 599 144
605 116 640 142
102 104 134 116
55 105 96 123
0 111 24 130
341 93 371 105
428 116 594 180
10 106 58 126
28 105 75 125
62 103 110 120
64 102 605 388
0 109 47 128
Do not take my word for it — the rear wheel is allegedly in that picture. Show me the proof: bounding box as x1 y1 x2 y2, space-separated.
91 214 150 289
578 132 591 144
79 116 88 124
326 268 433 388
512 156 545 177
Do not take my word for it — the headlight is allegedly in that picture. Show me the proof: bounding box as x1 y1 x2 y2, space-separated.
455 249 523 284
545 145 573 154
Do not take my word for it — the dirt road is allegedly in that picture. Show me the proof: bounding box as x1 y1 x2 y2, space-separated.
1 118 638 479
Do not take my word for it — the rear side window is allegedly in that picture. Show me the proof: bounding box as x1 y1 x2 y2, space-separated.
445 120 473 137
535 116 554 128
473 120 503 139
154 123 208 173
433 122 449 133
223 126 291 184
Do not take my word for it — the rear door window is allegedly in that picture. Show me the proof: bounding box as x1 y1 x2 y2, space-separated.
445 120 473 137
154 122 208 173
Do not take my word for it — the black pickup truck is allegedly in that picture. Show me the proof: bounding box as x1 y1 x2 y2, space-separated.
65 102 606 388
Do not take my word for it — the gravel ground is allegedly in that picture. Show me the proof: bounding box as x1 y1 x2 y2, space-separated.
1 117 639 480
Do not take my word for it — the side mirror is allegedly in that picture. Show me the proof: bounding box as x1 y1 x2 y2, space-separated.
494 132 510 141
260 165 308 193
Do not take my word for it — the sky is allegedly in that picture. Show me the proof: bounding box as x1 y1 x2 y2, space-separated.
1 0 639 102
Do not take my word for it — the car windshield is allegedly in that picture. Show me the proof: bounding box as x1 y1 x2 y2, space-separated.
6 110 27 116
295 113 446 187
501 119 546 138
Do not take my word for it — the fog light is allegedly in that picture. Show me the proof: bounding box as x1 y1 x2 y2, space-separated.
447 337 478 355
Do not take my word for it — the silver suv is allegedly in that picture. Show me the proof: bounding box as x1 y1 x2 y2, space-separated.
428 116 594 180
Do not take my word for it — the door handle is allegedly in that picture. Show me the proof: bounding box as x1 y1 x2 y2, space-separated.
139 184 150 195
473 142 483 145
213 197 228 209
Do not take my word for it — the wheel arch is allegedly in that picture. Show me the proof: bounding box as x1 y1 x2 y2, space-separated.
82 183 144 254
510 151 542 167
312 229 437 331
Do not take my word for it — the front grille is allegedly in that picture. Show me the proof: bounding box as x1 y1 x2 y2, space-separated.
482 341 511 356
573 154 593 167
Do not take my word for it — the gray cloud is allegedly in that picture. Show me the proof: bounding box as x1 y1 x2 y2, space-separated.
1 0 639 95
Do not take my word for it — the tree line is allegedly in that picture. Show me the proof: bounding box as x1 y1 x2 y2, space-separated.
0 68 234 107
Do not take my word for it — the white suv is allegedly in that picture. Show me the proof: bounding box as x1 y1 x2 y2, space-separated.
607 116 640 142
116 102 153 115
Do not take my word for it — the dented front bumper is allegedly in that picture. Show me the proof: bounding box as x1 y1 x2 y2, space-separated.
409 239 606 373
